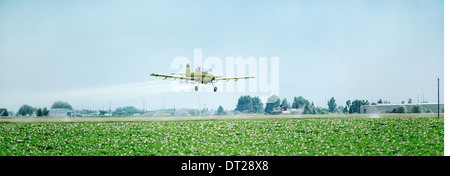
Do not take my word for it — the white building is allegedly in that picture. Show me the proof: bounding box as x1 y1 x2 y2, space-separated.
49 108 72 117
360 103 444 113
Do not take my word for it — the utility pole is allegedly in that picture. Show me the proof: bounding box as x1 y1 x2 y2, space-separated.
438 77 440 117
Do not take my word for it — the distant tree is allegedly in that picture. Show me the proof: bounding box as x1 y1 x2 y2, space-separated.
264 95 280 114
337 106 345 114
343 106 348 114
17 104 35 116
42 107 50 116
349 99 368 114
377 99 383 104
189 109 199 116
36 108 43 117
113 106 141 116
51 101 73 110
217 106 226 115
327 97 337 113
411 105 422 113
310 102 317 114
408 98 413 104
235 95 253 113
99 110 107 116
0 108 8 116
317 107 330 114
81 109 98 114
397 105 407 113
281 99 289 107
346 100 352 113
251 97 264 113
401 101 405 104
292 96 312 114
425 108 432 113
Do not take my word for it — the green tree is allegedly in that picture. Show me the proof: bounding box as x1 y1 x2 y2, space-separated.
408 98 413 104
42 107 50 116
397 105 407 113
292 96 312 114
0 108 8 116
235 95 253 113
264 95 280 114
349 99 369 114
36 108 43 117
411 105 422 113
17 104 35 116
310 102 317 114
327 97 337 113
316 107 330 114
346 100 352 113
217 106 226 115
251 97 264 113
337 106 345 114
281 98 289 107
377 99 383 104
113 106 141 116
99 110 107 116
51 101 73 110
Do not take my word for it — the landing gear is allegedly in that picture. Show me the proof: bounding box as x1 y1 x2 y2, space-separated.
214 86 218 92
195 86 198 92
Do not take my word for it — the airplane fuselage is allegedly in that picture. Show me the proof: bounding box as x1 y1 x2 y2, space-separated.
190 72 216 84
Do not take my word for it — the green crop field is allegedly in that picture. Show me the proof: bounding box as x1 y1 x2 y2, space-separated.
0 114 444 156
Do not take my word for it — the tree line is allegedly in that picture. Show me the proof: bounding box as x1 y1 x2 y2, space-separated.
227 95 435 115
2 95 439 117
230 95 369 115
7 100 148 117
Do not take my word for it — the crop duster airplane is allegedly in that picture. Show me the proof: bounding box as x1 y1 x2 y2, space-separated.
150 64 255 92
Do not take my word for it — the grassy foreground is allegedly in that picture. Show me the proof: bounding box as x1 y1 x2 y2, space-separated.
0 115 444 156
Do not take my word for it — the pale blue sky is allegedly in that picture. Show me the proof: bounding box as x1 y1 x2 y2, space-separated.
0 0 444 112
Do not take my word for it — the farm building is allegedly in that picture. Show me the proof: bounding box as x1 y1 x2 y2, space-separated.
49 108 73 117
271 106 303 115
360 103 444 113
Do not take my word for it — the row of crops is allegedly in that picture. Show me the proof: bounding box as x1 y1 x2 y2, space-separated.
0 117 444 156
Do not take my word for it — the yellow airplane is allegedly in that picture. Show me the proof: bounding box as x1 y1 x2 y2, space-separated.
150 63 255 92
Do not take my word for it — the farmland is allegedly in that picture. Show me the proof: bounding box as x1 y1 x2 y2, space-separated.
0 114 444 156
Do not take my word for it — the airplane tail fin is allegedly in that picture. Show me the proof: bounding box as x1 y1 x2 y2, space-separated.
186 63 191 77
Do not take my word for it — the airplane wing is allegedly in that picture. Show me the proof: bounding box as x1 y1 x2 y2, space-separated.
150 73 194 80
215 76 255 81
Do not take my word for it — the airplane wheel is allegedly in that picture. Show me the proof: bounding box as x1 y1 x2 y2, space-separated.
195 86 198 92
214 86 217 92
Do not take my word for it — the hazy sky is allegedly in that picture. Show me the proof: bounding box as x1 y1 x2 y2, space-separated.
0 0 444 112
